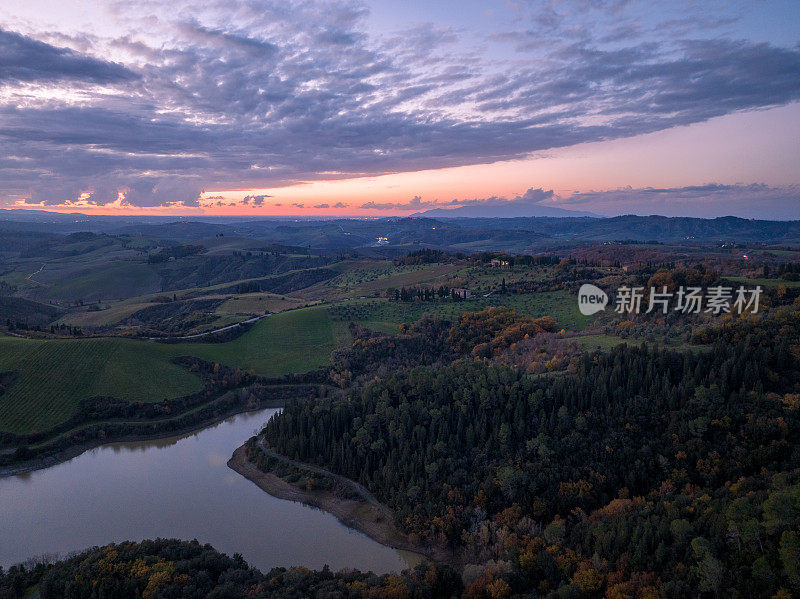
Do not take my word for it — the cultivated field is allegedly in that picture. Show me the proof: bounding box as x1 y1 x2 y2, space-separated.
0 336 201 434
0 307 345 434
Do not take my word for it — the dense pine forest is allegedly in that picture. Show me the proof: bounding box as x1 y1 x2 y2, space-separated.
259 307 800 598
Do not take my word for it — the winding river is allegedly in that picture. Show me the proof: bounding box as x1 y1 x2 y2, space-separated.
0 408 417 573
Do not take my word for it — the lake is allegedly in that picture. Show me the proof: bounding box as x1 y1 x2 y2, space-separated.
0 408 417 573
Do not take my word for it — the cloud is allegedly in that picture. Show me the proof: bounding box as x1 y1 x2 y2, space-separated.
17 176 203 208
359 189 555 212
1 2 799 208
242 194 271 205
313 203 330 209
332 202 347 209
119 179 203 207
0 28 138 84
292 202 304 208
360 195 437 211
445 188 555 209
558 183 800 219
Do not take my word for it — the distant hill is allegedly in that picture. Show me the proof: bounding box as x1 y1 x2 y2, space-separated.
111 221 239 239
3 209 800 248
0 295 63 326
416 204 598 218
530 215 800 243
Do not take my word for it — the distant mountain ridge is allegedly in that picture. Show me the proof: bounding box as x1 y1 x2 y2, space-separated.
2 209 800 247
415 204 599 218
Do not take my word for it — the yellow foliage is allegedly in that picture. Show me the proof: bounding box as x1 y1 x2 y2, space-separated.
143 571 173 599
572 566 603 594
486 578 512 599
129 558 150 579
782 393 800 411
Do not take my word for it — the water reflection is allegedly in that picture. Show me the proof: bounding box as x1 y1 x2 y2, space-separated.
0 409 416 574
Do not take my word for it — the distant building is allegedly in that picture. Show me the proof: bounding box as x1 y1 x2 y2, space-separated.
490 259 509 267
452 288 473 298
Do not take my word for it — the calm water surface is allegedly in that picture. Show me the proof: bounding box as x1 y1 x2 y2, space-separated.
0 409 417 573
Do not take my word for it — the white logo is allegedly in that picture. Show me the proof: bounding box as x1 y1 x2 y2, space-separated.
578 284 608 315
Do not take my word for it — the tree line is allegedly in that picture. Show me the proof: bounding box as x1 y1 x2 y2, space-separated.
261 307 800 597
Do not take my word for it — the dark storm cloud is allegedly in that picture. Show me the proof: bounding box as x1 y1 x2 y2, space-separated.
0 28 138 84
1 0 799 207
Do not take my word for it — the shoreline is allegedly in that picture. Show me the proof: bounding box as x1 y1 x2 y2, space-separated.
0 404 275 478
227 444 454 566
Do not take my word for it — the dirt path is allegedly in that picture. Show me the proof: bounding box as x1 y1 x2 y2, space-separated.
257 439 388 515
27 262 47 281
146 313 269 340
228 443 454 565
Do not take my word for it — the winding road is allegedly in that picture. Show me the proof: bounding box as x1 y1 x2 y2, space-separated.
146 313 270 341
26 262 47 281
257 438 387 513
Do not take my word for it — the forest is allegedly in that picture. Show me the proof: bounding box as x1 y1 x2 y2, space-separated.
258 306 800 598
3 214 800 597
0 539 461 599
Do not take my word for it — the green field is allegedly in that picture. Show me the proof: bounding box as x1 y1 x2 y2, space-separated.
39 261 161 302
327 290 590 332
0 337 202 434
725 276 800 288
180 307 345 377
215 292 308 316
56 301 160 328
0 307 345 434
330 261 458 291
570 334 633 351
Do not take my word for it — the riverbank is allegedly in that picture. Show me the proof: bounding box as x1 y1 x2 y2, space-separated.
0 402 280 478
228 443 454 565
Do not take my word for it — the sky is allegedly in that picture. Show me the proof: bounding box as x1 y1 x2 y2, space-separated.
0 0 799 219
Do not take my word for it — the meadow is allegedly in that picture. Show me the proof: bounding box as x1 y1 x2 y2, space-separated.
0 336 201 434
180 306 346 376
327 289 590 332
725 275 800 288
0 307 344 434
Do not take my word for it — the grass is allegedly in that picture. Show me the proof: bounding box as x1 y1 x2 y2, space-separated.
331 262 457 292
179 307 345 377
43 262 160 302
725 276 800 288
215 292 308 316
327 290 590 332
56 301 159 327
0 307 347 434
569 334 634 351
26 258 161 303
0 336 202 434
